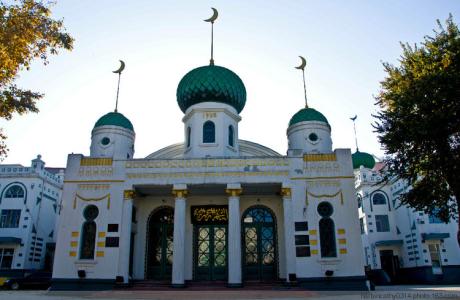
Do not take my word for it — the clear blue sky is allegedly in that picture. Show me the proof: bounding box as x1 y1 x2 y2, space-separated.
3 0 460 167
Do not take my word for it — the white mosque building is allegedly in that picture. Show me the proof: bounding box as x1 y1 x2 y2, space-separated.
51 14 368 291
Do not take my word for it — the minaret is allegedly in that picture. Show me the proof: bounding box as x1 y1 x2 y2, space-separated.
287 56 332 155
177 8 246 159
90 61 135 160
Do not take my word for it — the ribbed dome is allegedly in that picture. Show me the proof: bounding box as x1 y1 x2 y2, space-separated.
176 65 246 113
289 108 329 127
352 151 375 169
94 112 134 131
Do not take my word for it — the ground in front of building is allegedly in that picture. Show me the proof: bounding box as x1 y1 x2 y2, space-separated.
1 285 460 300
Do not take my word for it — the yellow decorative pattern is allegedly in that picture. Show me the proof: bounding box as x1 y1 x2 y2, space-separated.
339 238 347 245
71 232 79 237
70 241 78 247
73 193 110 209
280 188 292 198
96 251 104 257
78 184 110 190
80 158 113 166
128 171 289 179
124 190 135 200
338 229 346 235
225 188 243 197
126 158 288 169
69 251 76 257
339 248 347 254
98 232 106 238
292 176 354 180
97 242 105 247
303 153 336 162
306 190 344 205
311 249 319 255
172 189 188 198
65 180 124 183
310 240 318 246
309 229 317 235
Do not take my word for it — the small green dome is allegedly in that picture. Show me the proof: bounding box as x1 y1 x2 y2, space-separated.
289 107 329 127
177 65 246 113
352 150 376 169
94 112 134 131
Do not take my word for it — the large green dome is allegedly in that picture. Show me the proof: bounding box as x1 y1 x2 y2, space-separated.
289 108 329 127
176 65 246 113
94 112 134 131
352 151 375 169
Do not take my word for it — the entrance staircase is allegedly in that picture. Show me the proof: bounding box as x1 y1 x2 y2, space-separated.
127 280 300 291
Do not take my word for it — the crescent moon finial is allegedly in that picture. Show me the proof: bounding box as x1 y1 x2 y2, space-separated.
204 7 218 23
295 56 306 70
113 60 125 74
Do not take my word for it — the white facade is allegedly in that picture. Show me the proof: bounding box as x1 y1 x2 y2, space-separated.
355 163 460 284
0 155 64 272
51 104 367 290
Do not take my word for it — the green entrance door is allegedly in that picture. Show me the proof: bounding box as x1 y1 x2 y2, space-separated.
146 207 174 280
242 206 277 281
194 225 228 281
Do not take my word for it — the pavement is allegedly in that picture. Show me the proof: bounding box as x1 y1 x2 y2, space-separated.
0 285 460 300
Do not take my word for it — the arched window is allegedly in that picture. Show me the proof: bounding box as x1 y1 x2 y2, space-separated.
317 202 337 257
319 218 337 257
357 194 363 209
186 127 191 148
4 185 25 198
203 121 215 143
372 193 387 205
228 125 234 147
80 205 99 260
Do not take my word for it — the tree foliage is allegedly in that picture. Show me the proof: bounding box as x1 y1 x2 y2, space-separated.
374 15 460 244
0 0 73 158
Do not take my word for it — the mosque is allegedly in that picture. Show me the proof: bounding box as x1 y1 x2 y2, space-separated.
51 10 367 290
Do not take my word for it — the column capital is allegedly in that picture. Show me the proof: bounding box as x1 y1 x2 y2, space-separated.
226 188 242 197
281 187 292 198
123 190 136 200
172 189 188 198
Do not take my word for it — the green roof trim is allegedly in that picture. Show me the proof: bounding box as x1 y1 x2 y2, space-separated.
375 239 403 247
422 233 450 241
288 108 329 127
94 112 134 131
176 65 246 113
352 150 376 169
0 237 22 244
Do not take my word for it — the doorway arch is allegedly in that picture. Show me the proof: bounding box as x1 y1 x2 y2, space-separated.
242 205 278 281
145 206 174 280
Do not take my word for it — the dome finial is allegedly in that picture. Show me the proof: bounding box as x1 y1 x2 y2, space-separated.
112 60 126 112
204 8 218 66
295 56 308 108
350 115 359 151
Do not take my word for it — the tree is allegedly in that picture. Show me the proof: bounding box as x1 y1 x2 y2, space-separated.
374 15 460 246
0 0 73 159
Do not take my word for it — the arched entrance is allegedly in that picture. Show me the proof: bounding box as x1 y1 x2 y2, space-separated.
242 205 277 281
146 207 174 280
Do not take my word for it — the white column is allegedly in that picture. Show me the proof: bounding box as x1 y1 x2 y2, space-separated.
282 187 296 282
172 184 187 287
226 184 242 287
118 190 134 283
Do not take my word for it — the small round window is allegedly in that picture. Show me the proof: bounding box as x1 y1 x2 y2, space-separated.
309 133 318 142
317 202 333 217
101 137 110 146
83 205 99 221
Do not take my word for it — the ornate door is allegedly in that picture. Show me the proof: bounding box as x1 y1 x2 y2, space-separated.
146 207 174 280
194 225 228 281
242 206 277 281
